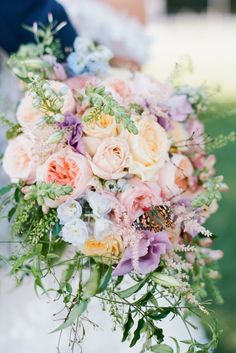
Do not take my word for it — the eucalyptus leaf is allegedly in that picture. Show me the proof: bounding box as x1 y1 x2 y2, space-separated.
150 344 173 353
50 300 88 333
122 309 134 342
97 265 112 294
130 318 145 347
0 185 13 197
116 278 146 299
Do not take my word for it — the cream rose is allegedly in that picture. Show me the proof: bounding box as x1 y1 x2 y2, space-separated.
89 138 130 180
37 147 92 207
3 134 36 183
83 111 118 138
128 115 170 181
158 154 194 199
17 81 75 129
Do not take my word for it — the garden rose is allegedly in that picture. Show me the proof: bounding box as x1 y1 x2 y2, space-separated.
83 234 124 260
37 147 92 206
57 199 82 225
169 121 189 148
89 138 130 180
3 134 36 183
83 111 118 138
61 218 89 248
158 154 194 199
16 81 75 129
119 178 162 222
128 115 170 181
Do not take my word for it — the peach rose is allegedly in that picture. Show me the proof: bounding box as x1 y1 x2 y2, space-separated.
128 115 170 181
169 121 189 150
158 154 194 199
83 111 118 138
3 134 36 183
89 138 130 180
17 81 75 129
83 234 124 261
119 178 162 222
37 147 92 206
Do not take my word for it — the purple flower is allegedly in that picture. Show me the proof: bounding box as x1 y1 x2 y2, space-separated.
169 95 193 122
113 231 172 276
58 112 85 154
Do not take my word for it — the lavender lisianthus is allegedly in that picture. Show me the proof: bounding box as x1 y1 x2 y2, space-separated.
169 94 193 122
113 231 172 276
58 112 85 154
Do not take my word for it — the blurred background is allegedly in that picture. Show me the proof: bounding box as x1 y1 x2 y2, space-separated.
0 1 235 352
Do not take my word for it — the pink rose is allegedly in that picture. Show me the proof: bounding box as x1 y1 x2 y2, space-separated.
89 138 130 180
158 154 194 199
104 77 133 103
119 178 162 222
3 134 37 184
37 147 92 207
17 81 75 129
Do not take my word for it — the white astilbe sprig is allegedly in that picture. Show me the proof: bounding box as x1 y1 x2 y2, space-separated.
174 203 213 237
115 211 142 273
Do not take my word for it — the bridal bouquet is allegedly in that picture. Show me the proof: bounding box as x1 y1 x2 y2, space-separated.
1 19 234 353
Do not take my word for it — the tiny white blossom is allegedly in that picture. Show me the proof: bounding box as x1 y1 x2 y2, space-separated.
57 199 82 225
94 218 114 241
61 219 88 248
86 191 114 217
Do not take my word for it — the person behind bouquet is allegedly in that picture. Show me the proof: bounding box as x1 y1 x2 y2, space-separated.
0 0 77 54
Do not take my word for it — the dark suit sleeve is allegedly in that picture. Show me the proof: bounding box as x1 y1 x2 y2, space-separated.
0 0 77 54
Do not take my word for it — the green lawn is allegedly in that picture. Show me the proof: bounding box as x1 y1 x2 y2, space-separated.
200 99 236 353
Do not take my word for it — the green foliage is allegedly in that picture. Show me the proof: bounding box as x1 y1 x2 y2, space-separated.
24 182 73 206
7 16 65 80
84 86 138 134
0 113 22 139
27 75 67 123
11 198 58 244
192 176 226 208
205 131 236 153
51 300 88 333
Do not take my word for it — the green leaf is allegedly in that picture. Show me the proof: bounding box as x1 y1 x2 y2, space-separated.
122 309 134 342
170 337 180 353
8 206 17 222
134 292 154 306
130 318 145 347
52 222 62 237
0 185 13 197
116 278 146 299
50 300 88 333
149 307 174 321
83 264 101 299
97 265 112 294
150 344 173 353
66 283 73 294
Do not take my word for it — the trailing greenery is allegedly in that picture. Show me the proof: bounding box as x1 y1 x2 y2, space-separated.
7 15 65 80
192 176 226 208
83 86 138 134
27 75 67 122
24 182 73 206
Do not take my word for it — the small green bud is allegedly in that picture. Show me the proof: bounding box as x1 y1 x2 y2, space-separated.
54 113 64 123
47 131 64 144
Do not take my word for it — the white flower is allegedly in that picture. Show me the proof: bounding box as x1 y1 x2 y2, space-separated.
86 191 114 217
61 219 88 248
57 199 82 225
94 218 114 240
